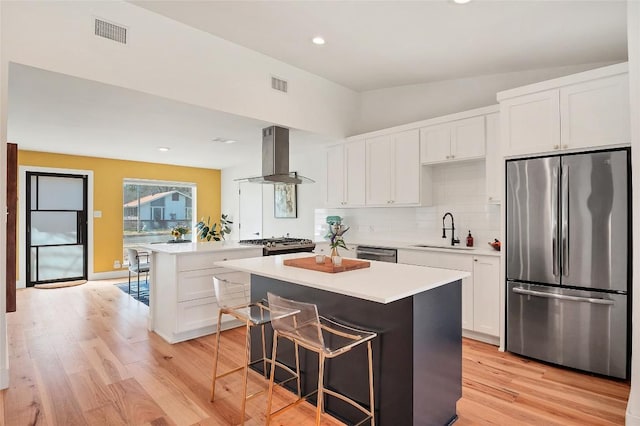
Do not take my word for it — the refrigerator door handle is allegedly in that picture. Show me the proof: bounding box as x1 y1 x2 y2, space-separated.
561 164 570 277
512 287 614 305
552 165 560 277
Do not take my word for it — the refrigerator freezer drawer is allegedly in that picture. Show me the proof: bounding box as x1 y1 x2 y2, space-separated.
507 282 628 379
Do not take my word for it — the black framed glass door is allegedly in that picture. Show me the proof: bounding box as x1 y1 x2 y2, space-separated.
26 172 88 286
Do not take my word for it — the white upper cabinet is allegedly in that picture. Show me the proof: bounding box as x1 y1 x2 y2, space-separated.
344 140 366 206
325 144 345 207
392 130 421 204
420 116 485 164
366 129 421 206
485 112 502 204
325 140 366 207
500 89 561 157
560 74 630 150
499 64 630 157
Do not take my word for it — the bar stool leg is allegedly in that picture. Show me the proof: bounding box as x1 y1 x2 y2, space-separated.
266 332 279 425
239 321 251 425
261 324 268 378
368 341 375 426
315 353 325 426
210 310 225 402
294 342 301 398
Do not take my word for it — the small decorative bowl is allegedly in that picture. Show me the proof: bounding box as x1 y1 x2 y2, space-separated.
488 241 501 251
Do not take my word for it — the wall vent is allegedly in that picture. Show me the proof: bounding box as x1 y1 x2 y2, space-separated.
271 76 288 93
95 19 127 44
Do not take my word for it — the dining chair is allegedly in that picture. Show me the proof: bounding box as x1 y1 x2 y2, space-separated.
127 248 150 299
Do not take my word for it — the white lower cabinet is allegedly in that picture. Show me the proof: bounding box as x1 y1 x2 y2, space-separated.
397 249 500 343
472 255 500 337
150 247 262 343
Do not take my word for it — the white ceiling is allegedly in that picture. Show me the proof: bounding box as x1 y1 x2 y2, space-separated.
7 63 336 169
7 1 628 169
132 0 628 92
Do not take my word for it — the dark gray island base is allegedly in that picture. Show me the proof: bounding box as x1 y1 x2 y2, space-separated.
250 275 462 426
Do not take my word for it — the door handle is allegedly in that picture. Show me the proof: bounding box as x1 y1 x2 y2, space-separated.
356 250 396 257
561 165 569 276
512 287 614 305
552 165 559 277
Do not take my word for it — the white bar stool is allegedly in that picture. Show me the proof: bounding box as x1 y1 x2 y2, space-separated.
265 292 377 426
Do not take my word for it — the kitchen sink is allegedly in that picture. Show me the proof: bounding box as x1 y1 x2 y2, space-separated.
411 244 476 251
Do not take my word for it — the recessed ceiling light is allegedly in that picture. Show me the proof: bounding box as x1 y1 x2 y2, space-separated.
312 36 325 45
223 139 237 144
158 147 170 152
453 0 472 3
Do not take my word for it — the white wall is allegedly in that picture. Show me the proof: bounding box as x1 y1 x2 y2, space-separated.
221 146 327 240
626 2 639 424
315 161 500 247
2 1 358 139
353 62 617 134
0 0 9 389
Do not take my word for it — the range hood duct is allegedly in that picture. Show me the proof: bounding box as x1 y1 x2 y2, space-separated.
241 126 314 184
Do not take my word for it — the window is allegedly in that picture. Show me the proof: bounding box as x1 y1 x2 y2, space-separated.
123 179 196 261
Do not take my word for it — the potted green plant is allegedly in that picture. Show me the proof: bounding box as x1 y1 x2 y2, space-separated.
195 214 233 241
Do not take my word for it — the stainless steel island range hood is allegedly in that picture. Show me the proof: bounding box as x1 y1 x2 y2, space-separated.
241 126 314 185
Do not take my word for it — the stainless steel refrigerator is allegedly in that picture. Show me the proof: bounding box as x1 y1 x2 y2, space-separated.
506 148 630 379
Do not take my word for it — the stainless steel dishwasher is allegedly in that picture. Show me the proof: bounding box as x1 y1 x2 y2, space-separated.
355 245 397 263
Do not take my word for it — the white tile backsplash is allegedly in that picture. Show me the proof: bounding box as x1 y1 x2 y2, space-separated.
315 160 501 247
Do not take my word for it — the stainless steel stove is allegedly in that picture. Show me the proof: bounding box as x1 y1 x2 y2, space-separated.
239 237 315 256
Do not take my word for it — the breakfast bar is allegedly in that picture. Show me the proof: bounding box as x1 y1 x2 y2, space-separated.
216 253 469 425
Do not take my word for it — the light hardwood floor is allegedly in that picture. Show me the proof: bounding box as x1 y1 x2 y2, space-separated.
1 279 630 425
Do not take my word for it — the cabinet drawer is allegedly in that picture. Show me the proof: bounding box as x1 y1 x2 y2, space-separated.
398 249 472 271
177 248 262 271
177 296 219 333
178 267 226 302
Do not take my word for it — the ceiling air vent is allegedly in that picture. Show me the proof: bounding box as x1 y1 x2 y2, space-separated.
271 76 288 93
95 18 127 44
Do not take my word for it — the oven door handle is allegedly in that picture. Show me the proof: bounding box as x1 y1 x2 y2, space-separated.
512 287 614 305
356 250 396 257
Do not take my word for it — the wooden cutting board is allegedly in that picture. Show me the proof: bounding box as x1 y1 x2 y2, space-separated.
283 256 371 273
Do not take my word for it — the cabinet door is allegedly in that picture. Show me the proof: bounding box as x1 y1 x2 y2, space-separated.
472 256 500 336
344 140 366 206
451 116 486 160
392 129 420 204
325 144 345 206
560 74 630 150
485 113 502 204
501 89 560 157
366 135 392 205
461 275 474 331
420 124 451 164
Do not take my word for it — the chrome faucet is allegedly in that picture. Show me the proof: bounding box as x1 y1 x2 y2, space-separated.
442 212 460 246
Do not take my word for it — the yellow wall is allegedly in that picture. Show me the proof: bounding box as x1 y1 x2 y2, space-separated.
19 150 221 273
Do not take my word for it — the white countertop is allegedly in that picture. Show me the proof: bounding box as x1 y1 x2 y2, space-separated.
215 253 470 304
138 241 259 254
316 237 501 257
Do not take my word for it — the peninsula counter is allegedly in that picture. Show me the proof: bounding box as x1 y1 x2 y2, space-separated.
216 253 469 426
139 242 262 343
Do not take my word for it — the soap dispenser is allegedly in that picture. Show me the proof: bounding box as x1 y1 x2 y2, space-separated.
466 230 474 247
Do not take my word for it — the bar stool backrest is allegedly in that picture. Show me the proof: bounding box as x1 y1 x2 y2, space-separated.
213 276 250 309
267 292 324 349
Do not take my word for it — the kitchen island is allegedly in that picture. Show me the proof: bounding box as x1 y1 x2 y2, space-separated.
216 253 469 426
139 241 262 343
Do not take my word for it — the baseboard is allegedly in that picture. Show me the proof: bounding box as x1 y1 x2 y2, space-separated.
16 271 128 288
89 270 129 280
462 329 500 346
153 319 244 344
628 403 640 426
